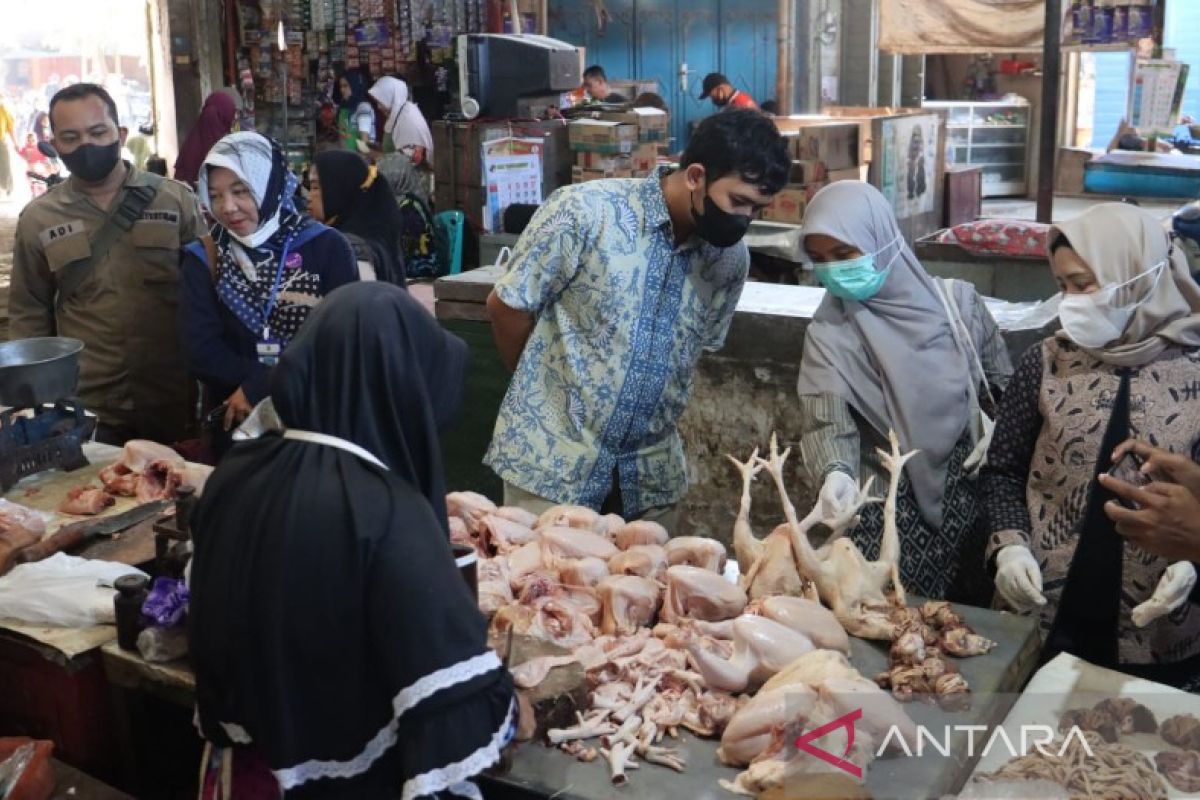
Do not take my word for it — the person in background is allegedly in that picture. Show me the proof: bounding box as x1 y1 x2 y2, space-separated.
699 73 757 112
0 94 18 198
583 65 628 104
982 203 1200 689
797 181 1012 603
174 91 238 187
485 110 789 529
179 132 358 448
630 92 669 113
32 107 51 144
145 156 168 177
310 150 406 284
335 68 375 153
10 83 202 444
18 132 49 196
1102 440 1200 562
368 76 433 167
190 283 516 799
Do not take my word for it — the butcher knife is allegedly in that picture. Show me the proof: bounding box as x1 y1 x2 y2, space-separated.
11 500 171 567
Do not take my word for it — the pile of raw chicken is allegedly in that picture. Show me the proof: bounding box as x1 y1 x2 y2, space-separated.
58 440 212 515
448 433 995 794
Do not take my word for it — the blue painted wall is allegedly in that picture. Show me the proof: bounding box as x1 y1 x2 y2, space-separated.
547 0 779 147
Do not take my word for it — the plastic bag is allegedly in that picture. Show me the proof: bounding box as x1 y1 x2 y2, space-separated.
142 577 189 628
0 553 147 627
0 500 52 537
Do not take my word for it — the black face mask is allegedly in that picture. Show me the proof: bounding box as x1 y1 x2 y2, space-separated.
60 141 121 183
691 185 752 248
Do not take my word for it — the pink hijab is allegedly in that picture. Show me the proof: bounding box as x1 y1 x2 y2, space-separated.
174 92 238 185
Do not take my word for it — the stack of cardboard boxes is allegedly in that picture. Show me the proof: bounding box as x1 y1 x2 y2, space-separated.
569 108 669 183
763 120 869 225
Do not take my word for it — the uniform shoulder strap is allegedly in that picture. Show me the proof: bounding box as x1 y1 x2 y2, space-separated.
54 174 164 310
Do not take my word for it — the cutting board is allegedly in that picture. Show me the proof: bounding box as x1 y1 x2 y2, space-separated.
6 443 144 538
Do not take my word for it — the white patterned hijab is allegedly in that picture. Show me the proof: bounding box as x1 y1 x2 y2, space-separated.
198 132 296 249
1050 202 1200 367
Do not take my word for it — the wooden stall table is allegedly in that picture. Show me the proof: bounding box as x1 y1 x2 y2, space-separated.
0 443 176 785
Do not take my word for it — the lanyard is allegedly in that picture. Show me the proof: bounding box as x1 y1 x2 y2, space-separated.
261 237 293 338
281 429 388 470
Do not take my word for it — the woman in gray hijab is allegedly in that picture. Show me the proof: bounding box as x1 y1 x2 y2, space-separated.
796 181 1012 602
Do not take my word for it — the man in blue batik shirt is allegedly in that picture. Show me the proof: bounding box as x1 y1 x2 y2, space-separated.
484 110 791 531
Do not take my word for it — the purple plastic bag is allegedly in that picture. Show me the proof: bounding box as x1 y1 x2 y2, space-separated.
141 577 190 628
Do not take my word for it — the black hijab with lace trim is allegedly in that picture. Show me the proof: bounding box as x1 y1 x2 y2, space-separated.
189 283 513 799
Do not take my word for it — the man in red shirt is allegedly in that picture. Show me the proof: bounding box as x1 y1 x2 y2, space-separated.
699 73 758 112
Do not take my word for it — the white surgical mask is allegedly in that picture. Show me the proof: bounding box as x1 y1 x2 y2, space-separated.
1059 260 1166 349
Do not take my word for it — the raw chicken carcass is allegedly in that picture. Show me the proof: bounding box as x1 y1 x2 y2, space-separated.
506 541 546 590
615 521 669 550
58 487 115 516
596 514 627 541
684 615 816 693
598 575 661 635
120 440 183 473
137 459 183 502
446 491 496 532
608 545 668 581
664 537 727 573
477 557 514 615
98 464 138 497
479 515 538 555
718 683 820 766
746 596 850 654
756 432 913 641
726 452 820 602
490 506 538 529
536 505 601 532
559 557 610 588
540 526 618 561
660 565 747 623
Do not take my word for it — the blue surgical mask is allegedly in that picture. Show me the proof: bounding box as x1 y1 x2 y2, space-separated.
813 236 902 301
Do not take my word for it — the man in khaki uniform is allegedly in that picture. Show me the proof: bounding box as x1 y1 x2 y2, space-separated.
10 83 202 444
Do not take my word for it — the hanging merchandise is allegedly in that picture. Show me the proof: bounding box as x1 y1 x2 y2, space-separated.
1112 1 1130 42
1091 0 1115 45
1128 0 1155 41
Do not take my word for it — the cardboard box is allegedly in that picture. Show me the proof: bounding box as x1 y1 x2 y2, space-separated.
599 108 669 141
572 165 634 183
826 165 869 183
789 160 827 184
433 119 573 197
1055 147 1093 194
575 151 633 172
569 119 638 153
761 187 808 225
630 143 658 174
780 122 861 171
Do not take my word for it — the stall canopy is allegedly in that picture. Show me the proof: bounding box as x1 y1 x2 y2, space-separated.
879 0 1044 54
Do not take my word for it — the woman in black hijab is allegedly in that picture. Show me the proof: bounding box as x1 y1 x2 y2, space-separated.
309 150 407 285
189 283 515 799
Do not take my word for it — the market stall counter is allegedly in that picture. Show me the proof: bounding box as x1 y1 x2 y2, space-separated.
83 603 1039 800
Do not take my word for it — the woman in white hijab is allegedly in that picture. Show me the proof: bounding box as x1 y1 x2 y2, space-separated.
796 181 1013 602
368 76 434 167
982 202 1200 689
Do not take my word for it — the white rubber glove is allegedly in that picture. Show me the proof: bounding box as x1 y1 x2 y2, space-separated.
1132 561 1197 628
818 471 859 521
994 545 1047 611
